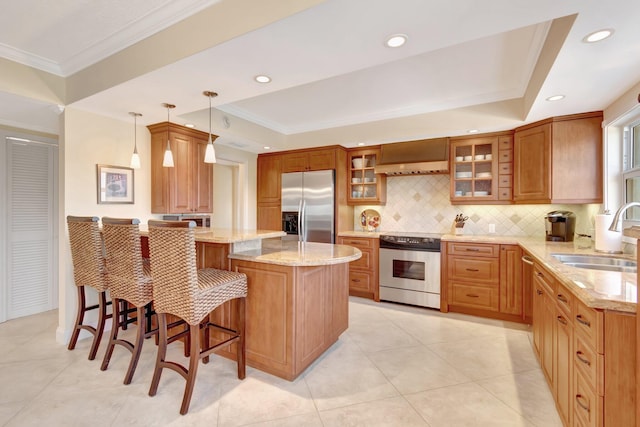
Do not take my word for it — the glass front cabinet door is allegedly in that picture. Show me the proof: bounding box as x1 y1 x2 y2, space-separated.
450 136 500 203
347 148 387 205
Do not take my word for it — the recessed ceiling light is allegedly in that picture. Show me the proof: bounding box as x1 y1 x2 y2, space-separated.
583 29 614 43
546 95 565 101
184 123 195 128
468 129 479 134
358 142 366 146
263 146 271 150
385 34 408 48
255 75 271 83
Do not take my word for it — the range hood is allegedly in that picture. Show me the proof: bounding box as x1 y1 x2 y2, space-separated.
374 137 449 175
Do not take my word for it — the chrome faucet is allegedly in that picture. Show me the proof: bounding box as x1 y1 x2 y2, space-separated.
608 202 640 232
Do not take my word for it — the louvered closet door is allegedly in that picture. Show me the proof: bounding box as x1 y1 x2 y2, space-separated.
6 140 56 319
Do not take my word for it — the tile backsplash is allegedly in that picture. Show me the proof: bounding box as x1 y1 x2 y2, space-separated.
353 174 602 237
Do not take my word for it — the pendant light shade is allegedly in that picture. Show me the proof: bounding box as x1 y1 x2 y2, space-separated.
129 112 142 169
203 91 218 164
162 103 175 167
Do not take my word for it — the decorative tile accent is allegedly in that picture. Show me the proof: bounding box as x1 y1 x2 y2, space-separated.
353 175 601 237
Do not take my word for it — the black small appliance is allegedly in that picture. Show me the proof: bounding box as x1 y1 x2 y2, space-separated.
545 211 576 242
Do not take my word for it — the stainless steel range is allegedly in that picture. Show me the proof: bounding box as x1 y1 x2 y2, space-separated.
379 232 442 309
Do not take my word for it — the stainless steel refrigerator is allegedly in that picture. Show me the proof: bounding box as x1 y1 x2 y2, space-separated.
281 170 335 243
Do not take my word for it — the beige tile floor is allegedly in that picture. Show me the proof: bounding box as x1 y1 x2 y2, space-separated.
0 298 562 427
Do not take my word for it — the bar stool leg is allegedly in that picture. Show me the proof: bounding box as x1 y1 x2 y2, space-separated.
237 297 246 379
100 297 122 371
149 313 168 397
123 305 147 385
88 291 108 360
180 324 201 415
68 286 87 351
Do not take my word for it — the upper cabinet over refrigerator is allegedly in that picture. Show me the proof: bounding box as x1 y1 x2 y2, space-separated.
281 170 335 243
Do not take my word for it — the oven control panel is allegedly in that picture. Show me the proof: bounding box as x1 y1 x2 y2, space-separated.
379 234 441 251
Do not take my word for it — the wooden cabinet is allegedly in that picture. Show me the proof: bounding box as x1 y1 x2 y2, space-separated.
449 132 513 204
257 146 353 233
281 148 336 172
337 236 379 301
499 245 522 315
149 122 213 214
257 153 282 230
513 111 603 204
347 147 386 205
227 258 349 381
530 261 636 427
442 242 525 322
554 282 574 427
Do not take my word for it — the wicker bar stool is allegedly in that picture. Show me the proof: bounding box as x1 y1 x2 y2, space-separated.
147 220 247 415
99 217 157 384
66 215 111 360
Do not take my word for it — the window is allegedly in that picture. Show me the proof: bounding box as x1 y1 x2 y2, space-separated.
623 121 640 219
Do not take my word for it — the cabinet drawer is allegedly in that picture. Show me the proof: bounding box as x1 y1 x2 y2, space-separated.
448 256 499 284
348 271 371 292
573 333 604 396
573 298 603 353
574 369 603 427
447 243 499 257
498 136 513 150
555 282 573 316
450 283 499 311
498 163 512 174
498 188 512 200
340 237 374 249
498 149 513 163
350 249 372 270
533 264 555 295
498 175 512 187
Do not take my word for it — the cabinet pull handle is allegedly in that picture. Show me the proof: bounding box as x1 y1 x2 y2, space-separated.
521 256 534 266
348 241 360 245
575 395 590 413
536 289 543 296
465 268 480 272
557 294 568 303
576 315 591 327
576 351 591 366
352 279 361 283
557 315 568 325
466 294 480 298
536 272 544 278
465 248 480 251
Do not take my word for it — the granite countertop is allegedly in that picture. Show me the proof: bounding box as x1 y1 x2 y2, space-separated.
443 234 637 313
229 239 362 267
192 228 286 243
338 230 383 238
139 225 285 243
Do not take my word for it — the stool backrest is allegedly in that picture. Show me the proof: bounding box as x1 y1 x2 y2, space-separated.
147 220 198 315
102 217 152 306
66 215 108 292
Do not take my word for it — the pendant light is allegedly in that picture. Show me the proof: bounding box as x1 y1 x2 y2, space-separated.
203 91 218 163
162 103 175 167
129 112 142 169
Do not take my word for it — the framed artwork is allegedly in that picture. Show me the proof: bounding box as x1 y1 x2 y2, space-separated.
97 164 134 204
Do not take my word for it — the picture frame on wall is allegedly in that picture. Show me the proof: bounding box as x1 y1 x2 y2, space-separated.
97 164 134 204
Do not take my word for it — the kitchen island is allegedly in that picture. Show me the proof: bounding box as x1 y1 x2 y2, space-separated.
203 237 362 381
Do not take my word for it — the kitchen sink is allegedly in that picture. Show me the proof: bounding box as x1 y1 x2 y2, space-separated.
550 253 637 273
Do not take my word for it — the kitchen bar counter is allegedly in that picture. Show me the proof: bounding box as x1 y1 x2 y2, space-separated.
229 238 362 266
442 234 637 313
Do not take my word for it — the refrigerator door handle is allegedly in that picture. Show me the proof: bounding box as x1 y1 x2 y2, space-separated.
300 199 307 242
297 199 304 242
